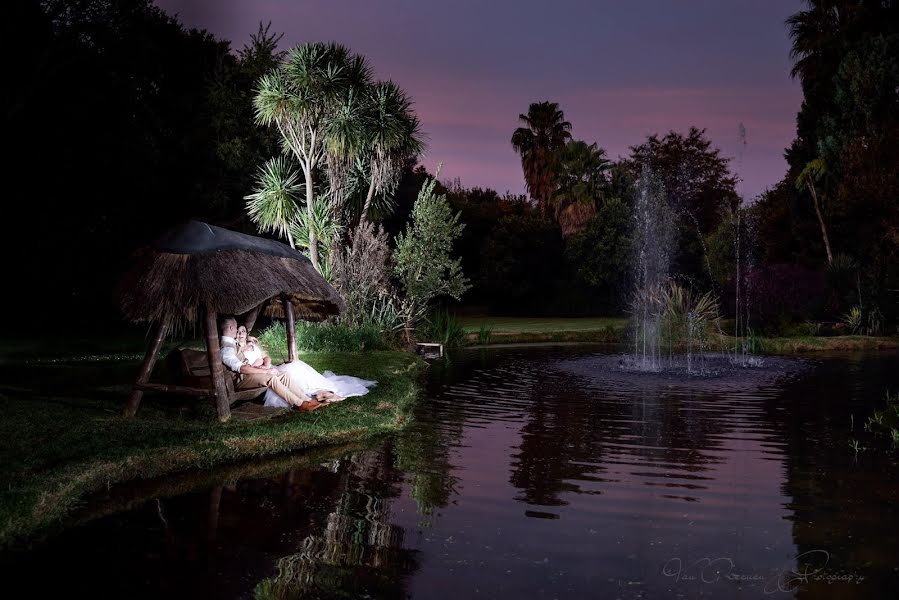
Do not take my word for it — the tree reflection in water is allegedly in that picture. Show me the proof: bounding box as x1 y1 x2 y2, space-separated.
254 447 421 598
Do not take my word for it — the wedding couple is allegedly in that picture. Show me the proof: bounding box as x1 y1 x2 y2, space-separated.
219 317 375 411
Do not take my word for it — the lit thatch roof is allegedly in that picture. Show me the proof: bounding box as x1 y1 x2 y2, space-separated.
117 220 344 325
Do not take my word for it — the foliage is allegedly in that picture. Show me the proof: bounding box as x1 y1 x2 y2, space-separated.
422 307 466 348
511 101 572 216
624 127 741 284
258 320 392 354
865 390 899 449
564 197 632 306
7 2 283 326
842 304 886 337
660 281 721 350
552 139 611 222
481 213 565 314
332 220 395 325
393 173 470 337
442 181 532 306
244 156 304 247
842 305 864 335
355 80 425 223
705 212 738 286
289 194 342 280
781 2 899 329
746 264 826 333
252 42 372 271
477 325 493 345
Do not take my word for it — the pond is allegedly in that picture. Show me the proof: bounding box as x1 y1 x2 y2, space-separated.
2 346 898 599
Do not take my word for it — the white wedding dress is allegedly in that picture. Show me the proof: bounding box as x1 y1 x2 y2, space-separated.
262 358 377 408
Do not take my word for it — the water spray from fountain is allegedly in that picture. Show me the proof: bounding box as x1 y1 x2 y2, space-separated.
629 163 676 371
730 123 763 367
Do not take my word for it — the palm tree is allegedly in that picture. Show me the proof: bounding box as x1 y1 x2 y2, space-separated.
786 1 858 90
357 80 425 223
511 101 571 217
253 42 372 272
555 140 611 210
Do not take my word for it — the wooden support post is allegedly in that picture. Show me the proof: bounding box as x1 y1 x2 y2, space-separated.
243 301 263 332
283 293 298 363
204 304 231 422
124 321 168 417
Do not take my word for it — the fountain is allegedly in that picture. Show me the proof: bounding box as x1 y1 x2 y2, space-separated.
556 156 800 387
627 164 676 372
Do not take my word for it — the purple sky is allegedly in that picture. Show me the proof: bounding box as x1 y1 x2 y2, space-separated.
156 0 803 201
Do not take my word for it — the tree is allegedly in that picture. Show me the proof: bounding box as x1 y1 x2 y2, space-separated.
565 197 632 307
357 80 425 223
244 156 303 247
795 158 834 264
553 139 612 235
511 101 571 218
253 42 372 271
393 172 470 340
624 127 740 283
555 140 610 204
481 213 565 314
786 0 858 91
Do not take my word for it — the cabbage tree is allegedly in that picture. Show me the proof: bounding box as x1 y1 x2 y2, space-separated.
253 42 371 271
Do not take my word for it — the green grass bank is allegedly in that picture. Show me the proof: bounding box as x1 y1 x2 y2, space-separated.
458 316 898 352
0 350 425 549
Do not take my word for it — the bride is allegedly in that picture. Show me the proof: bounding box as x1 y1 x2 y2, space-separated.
236 326 376 408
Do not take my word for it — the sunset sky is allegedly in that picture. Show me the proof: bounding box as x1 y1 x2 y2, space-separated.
155 0 803 201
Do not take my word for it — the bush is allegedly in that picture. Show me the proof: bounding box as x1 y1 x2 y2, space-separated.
658 281 721 350
745 264 826 334
332 221 395 327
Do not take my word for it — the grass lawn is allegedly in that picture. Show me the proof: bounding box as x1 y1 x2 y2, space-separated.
746 334 899 354
0 350 425 549
459 316 628 333
455 315 898 352
458 316 628 345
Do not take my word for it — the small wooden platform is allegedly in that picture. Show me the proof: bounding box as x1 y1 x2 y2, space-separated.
416 342 444 358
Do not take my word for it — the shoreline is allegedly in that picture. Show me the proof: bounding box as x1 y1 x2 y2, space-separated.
462 328 898 354
0 350 426 549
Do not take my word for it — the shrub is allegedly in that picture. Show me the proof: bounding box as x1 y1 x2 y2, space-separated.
842 306 864 334
332 221 395 327
659 281 721 350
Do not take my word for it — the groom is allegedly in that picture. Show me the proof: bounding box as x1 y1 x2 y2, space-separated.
219 317 322 412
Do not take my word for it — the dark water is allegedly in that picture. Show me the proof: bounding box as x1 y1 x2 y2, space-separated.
3 346 899 599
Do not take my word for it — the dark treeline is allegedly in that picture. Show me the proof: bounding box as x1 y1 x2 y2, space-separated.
6 0 282 329
6 0 898 333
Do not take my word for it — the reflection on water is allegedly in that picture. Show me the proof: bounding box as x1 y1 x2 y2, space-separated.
2 347 898 599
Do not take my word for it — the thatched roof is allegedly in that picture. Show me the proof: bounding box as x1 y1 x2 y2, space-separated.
117 220 345 325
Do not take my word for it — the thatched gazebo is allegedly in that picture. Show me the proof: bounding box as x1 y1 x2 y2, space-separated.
117 220 345 422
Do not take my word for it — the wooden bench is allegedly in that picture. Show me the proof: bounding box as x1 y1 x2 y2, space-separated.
135 348 267 405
